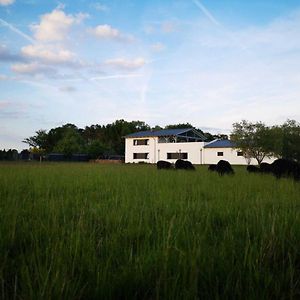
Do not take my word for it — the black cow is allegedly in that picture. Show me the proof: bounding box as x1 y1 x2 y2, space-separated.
208 164 217 172
157 160 173 170
175 159 195 170
216 160 234 175
260 162 272 173
271 159 300 180
247 165 260 173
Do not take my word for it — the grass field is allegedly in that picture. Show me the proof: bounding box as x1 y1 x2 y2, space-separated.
1 162 300 299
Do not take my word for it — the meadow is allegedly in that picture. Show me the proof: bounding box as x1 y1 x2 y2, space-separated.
1 162 300 299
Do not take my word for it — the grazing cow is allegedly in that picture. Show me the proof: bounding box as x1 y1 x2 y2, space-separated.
216 160 234 175
157 160 173 170
260 162 272 173
175 159 195 170
208 164 217 172
271 159 300 180
247 165 260 173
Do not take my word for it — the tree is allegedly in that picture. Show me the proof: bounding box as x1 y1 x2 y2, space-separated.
53 128 85 157
23 129 48 150
231 120 273 165
86 140 108 159
269 120 300 162
165 123 194 129
152 125 163 131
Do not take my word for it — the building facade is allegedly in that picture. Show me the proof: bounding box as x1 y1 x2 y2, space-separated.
125 128 275 165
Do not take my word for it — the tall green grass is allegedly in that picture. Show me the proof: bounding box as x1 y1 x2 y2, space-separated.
0 163 300 299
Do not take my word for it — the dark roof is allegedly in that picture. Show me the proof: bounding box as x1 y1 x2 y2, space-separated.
204 139 236 148
125 128 206 139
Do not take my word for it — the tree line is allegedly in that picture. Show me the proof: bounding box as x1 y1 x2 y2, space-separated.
1 119 299 163
21 120 221 159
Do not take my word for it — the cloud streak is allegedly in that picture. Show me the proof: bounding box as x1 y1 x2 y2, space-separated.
0 18 35 43
193 0 220 26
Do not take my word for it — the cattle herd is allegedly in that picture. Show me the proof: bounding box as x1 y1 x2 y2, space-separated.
156 158 300 181
246 158 300 181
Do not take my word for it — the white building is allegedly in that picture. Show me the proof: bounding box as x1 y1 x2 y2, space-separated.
125 128 275 165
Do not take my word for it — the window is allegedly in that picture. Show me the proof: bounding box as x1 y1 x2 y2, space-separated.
133 153 149 159
158 137 176 143
237 151 243 156
133 139 149 146
167 152 188 159
217 152 223 156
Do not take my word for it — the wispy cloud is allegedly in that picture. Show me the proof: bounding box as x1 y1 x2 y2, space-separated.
88 24 134 42
21 44 77 64
151 42 166 52
90 73 143 81
105 57 146 70
193 0 220 26
0 0 14 6
0 100 27 119
0 18 35 43
11 62 56 75
59 86 76 92
161 21 177 33
90 2 109 12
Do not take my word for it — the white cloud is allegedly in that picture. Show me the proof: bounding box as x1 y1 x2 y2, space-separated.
0 0 14 6
31 8 87 42
14 7 87 74
105 57 146 70
11 62 55 75
89 24 118 38
88 24 134 42
91 2 109 12
21 44 76 64
151 42 165 52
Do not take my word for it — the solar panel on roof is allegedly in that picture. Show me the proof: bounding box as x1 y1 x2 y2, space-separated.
125 128 195 138
204 140 236 148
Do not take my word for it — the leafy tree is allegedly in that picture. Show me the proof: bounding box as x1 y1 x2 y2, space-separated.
86 140 108 159
165 123 194 129
53 129 85 157
231 120 273 165
269 120 300 162
0 149 19 160
23 129 48 150
152 125 163 131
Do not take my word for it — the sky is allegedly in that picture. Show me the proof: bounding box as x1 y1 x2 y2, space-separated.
1 0 300 150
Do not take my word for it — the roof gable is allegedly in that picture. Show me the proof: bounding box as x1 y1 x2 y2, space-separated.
125 128 207 140
204 139 236 148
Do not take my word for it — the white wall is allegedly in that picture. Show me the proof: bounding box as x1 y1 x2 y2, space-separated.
125 137 205 164
125 137 157 163
157 142 205 164
125 138 276 165
203 148 248 165
202 148 276 165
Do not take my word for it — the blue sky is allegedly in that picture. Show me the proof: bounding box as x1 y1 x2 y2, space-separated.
1 0 300 150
